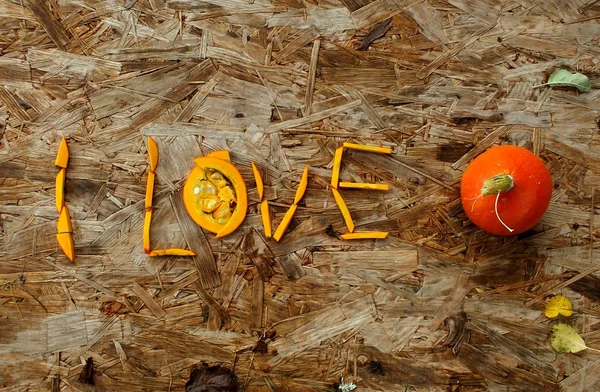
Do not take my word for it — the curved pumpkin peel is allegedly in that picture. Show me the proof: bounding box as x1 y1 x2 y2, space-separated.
273 204 297 242
260 199 272 238
55 168 65 213
251 162 264 200
149 249 197 257
294 166 309 204
143 209 152 254
57 206 72 233
145 170 155 209
339 182 389 191
57 233 74 261
147 136 159 171
55 137 69 168
184 156 248 238
331 147 343 189
205 150 231 162
340 232 388 240
331 188 354 233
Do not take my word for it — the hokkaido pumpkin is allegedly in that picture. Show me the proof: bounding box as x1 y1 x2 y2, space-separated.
461 145 553 236
183 156 247 238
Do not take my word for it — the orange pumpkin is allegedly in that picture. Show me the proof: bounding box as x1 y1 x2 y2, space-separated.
461 145 553 236
183 155 247 238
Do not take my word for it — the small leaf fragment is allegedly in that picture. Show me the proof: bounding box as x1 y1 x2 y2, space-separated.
332 188 354 233
57 205 72 233
145 170 155 210
545 295 573 318
251 162 264 200
147 136 159 171
294 166 309 204
185 363 239 392
55 137 69 168
260 199 272 238
550 323 587 353
546 69 591 92
273 204 298 242
55 168 65 213
57 232 74 261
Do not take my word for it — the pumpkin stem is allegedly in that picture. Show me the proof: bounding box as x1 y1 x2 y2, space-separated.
481 173 514 196
494 192 514 233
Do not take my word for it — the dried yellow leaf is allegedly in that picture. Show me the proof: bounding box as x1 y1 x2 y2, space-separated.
550 324 587 353
544 295 573 318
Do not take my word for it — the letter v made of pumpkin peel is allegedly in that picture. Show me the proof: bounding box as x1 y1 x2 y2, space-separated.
251 163 309 242
330 143 391 240
55 137 75 261
144 136 196 257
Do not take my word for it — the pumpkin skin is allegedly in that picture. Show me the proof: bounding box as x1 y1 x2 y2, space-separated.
461 145 553 236
183 155 247 238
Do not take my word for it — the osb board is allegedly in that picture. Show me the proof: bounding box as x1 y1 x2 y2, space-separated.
2 0 600 391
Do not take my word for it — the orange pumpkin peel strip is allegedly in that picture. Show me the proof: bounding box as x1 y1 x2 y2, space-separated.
145 171 155 209
260 199 272 238
331 188 354 233
273 204 298 242
57 206 73 233
149 249 197 257
55 137 69 168
147 136 159 171
343 142 392 154
294 166 309 204
339 182 390 191
55 168 65 213
55 138 74 261
143 208 152 254
251 162 264 200
340 232 388 240
56 233 75 261
205 150 231 162
331 147 344 189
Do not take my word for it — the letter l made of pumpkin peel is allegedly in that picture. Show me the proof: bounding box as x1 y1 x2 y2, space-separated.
330 143 392 240
55 137 74 261
144 136 196 257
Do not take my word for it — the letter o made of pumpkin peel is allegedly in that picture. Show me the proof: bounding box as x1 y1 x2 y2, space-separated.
183 156 248 238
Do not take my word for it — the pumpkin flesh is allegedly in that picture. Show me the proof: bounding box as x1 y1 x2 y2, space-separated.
461 145 553 236
183 156 247 237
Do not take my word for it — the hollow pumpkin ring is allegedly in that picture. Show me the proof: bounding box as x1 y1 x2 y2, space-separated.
183 156 247 238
